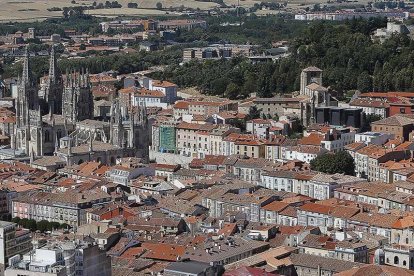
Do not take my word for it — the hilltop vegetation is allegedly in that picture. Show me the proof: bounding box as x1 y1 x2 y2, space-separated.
3 15 414 99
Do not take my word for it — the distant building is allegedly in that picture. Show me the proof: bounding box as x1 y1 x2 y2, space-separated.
158 19 207 31
183 44 256 62
294 10 408 21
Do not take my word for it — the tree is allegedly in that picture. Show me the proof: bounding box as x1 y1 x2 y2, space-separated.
248 106 261 120
310 151 355 175
79 44 86 50
224 82 240 100
156 2 163 9
11 217 20 224
362 114 382 132
19 218 29 228
60 223 71 229
50 222 61 230
128 2 138 8
357 71 373 92
37 220 50 232
27 219 37 231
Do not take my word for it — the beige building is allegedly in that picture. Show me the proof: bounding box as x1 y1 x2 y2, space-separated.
391 216 414 247
175 122 216 158
234 139 266 158
253 97 302 119
188 100 238 117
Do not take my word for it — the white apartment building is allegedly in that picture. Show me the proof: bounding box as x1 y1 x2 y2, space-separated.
355 132 393 145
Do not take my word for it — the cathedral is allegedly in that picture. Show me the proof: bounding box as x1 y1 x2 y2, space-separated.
10 45 149 166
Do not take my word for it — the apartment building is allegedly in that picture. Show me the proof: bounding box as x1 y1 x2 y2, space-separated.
354 132 393 145
149 80 177 104
5 241 111 276
298 234 368 263
187 100 238 117
283 145 327 163
12 189 112 227
158 19 207 30
305 174 365 201
232 158 270 184
253 97 302 118
107 164 153 186
265 136 286 161
354 144 408 179
371 114 414 141
349 98 389 118
260 170 318 196
175 122 217 158
0 221 31 265
100 19 157 32
383 244 414 270
182 237 268 266
208 127 240 156
319 128 356 153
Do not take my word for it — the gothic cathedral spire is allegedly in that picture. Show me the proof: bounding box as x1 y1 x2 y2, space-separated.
22 45 32 85
48 45 58 84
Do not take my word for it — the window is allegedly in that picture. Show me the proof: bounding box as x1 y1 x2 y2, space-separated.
403 260 407 266
44 130 50 142
394 256 399 265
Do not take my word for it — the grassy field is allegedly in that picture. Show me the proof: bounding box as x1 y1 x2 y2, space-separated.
0 0 290 22
2 0 366 22
0 0 220 22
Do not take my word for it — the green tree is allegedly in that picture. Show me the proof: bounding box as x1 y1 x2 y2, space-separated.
357 71 372 92
27 219 37 231
224 82 240 100
248 106 261 120
11 217 20 224
156 2 162 9
19 218 29 228
50 222 61 230
37 220 50 232
372 60 383 92
362 114 382 132
310 151 355 175
60 223 71 229
127 2 138 8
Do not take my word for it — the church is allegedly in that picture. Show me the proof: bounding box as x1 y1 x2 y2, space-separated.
9 45 149 166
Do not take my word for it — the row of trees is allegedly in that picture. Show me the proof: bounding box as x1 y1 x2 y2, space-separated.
3 46 182 80
0 16 102 37
11 217 70 232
